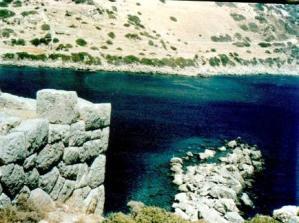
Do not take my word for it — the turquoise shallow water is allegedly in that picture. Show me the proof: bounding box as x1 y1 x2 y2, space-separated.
0 66 298 215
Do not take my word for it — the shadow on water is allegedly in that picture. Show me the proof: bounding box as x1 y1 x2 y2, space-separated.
0 65 298 216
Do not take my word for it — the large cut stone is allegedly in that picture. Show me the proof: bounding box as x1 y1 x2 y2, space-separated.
12 119 49 154
63 147 83 165
80 140 106 163
29 188 55 211
88 155 106 188
57 180 76 202
83 185 105 215
23 153 37 170
50 176 65 200
48 124 70 144
68 121 90 146
58 162 89 183
0 113 21 135
0 132 26 164
36 89 79 124
36 142 64 172
39 167 60 194
66 186 91 208
25 168 40 190
0 164 26 197
79 103 111 130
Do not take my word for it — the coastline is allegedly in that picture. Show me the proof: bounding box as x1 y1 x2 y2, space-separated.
0 59 298 77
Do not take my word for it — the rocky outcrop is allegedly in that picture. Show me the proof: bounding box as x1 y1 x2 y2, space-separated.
170 139 264 223
0 89 111 216
273 206 299 223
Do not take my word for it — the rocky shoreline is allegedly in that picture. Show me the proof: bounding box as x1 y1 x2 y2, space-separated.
0 59 298 77
170 139 264 223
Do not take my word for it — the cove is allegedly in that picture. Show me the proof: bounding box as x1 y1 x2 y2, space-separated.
0 65 298 216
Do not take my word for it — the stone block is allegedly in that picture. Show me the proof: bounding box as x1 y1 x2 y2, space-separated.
37 89 79 124
48 124 70 145
88 155 106 188
39 167 60 194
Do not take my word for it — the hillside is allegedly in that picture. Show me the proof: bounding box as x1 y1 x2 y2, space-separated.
0 0 298 76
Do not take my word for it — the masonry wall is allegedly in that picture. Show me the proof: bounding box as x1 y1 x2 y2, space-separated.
0 89 111 215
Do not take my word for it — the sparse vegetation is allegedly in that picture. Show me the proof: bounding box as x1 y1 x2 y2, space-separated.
211 34 232 42
11 38 26 46
108 32 116 39
245 215 278 223
41 24 50 31
127 14 144 28
125 33 141 40
21 10 37 17
0 9 15 18
259 42 271 48
230 13 246 21
76 38 87 46
30 34 52 46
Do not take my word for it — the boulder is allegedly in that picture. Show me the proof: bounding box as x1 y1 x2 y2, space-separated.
0 113 21 135
174 208 189 220
0 132 26 164
0 193 11 208
37 89 79 124
199 149 216 160
88 155 106 188
39 167 60 194
273 205 299 223
58 180 76 202
12 118 49 154
227 140 238 148
66 186 91 208
36 142 64 172
127 200 145 213
26 168 40 189
170 157 183 165
29 188 55 211
48 124 70 145
50 176 65 200
240 193 254 208
79 103 111 130
80 140 106 163
63 147 83 165
83 185 105 215
224 211 244 223
198 204 229 223
0 164 26 197
23 153 37 170
68 121 90 147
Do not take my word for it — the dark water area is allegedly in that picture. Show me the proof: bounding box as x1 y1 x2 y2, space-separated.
0 65 298 216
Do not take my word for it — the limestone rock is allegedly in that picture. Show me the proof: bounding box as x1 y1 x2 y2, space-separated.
199 149 216 160
50 176 65 200
227 140 238 148
198 204 229 223
83 185 105 215
240 193 254 208
0 132 26 164
26 168 40 189
1 164 26 197
69 121 90 146
23 153 37 170
0 113 21 135
79 103 111 130
39 167 60 194
37 89 79 124
66 186 91 208
29 188 55 211
224 211 244 223
48 124 70 145
58 180 76 202
88 155 106 188
80 140 106 163
12 118 49 154
63 147 83 165
0 193 11 208
36 142 64 172
273 205 299 223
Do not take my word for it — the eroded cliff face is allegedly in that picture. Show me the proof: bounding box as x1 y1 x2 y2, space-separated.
0 89 111 216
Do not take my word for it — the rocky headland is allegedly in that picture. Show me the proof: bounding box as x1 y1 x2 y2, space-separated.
170 139 264 223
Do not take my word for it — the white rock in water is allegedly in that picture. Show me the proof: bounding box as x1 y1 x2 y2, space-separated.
227 140 238 148
199 149 216 160
170 157 183 164
273 205 299 223
37 89 79 124
186 151 193 157
174 208 189 220
224 211 244 223
218 146 226 151
173 174 184 186
240 193 254 208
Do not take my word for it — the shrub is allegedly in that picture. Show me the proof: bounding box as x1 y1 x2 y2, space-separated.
209 57 221 66
170 16 177 22
259 42 271 48
128 14 143 28
230 13 246 21
76 38 87 46
125 33 141 40
245 215 278 223
11 38 26 46
148 40 154 46
41 24 50 31
0 9 15 18
106 40 113 45
21 10 37 17
211 34 232 42
240 24 248 31
248 22 258 32
108 32 115 39
1 28 14 37
103 206 197 223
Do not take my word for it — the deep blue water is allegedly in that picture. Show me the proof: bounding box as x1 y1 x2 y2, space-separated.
0 66 298 216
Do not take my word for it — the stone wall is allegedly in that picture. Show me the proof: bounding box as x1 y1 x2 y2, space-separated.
0 89 111 215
